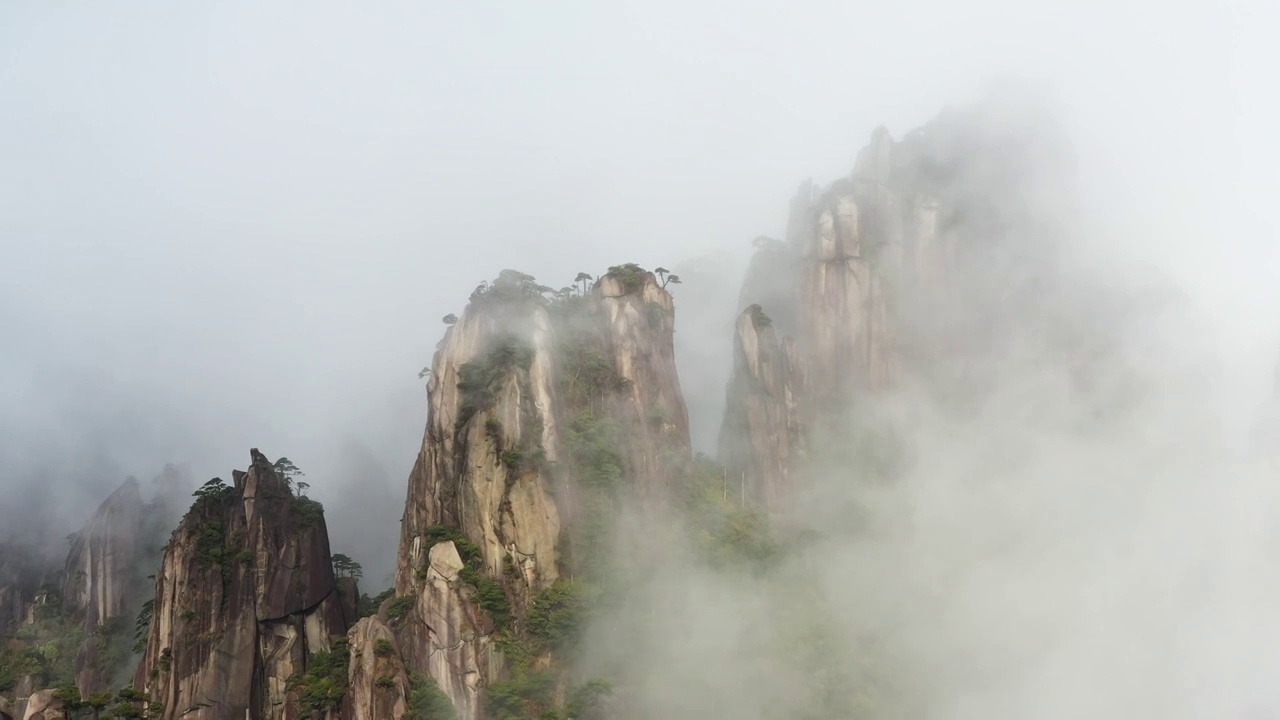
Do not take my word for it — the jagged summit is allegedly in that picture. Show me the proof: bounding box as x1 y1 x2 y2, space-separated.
134 449 353 720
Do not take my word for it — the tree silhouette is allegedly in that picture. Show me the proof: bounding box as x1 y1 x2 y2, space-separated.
273 457 304 490
442 313 458 325
332 553 363 581
654 267 670 284
574 272 593 296
662 274 682 289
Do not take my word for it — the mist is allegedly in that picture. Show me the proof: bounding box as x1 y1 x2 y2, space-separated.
3 0 1279 715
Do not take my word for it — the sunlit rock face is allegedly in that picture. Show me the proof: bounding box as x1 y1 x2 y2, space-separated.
134 449 352 720
19 689 63 720
343 616 410 720
395 272 565 720
393 266 695 718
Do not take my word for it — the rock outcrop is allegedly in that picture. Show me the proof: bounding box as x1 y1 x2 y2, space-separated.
726 98 1073 507
62 477 143 634
393 266 693 719
343 617 409 720
61 478 146 694
595 267 692 501
717 305 806 512
395 271 564 719
17 690 62 720
134 449 353 720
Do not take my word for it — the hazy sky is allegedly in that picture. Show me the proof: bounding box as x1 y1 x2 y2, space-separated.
2 0 1277 580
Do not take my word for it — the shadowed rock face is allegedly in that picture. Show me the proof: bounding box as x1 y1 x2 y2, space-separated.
62 477 144 632
0 545 44 642
596 269 692 502
133 449 352 720
61 477 145 694
718 306 806 512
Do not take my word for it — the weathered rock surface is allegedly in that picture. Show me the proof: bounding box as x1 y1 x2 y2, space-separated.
61 477 147 694
399 276 562 592
596 268 692 501
343 617 409 720
723 100 1074 506
62 477 144 632
396 271 566 719
134 449 351 720
718 305 806 511
18 690 62 720
394 267 695 719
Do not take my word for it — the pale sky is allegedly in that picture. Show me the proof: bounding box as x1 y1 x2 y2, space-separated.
2 0 1277 581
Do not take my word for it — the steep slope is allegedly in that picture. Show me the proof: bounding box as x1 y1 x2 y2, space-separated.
717 305 806 512
389 265 693 720
724 99 1075 507
133 449 353 720
1 470 181 715
61 477 145 694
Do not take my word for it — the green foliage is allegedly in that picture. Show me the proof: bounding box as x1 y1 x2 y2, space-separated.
456 337 536 429
332 553 363 580
646 300 667 328
563 413 624 492
0 597 84 691
292 495 325 529
500 448 524 469
469 269 554 308
527 580 599 653
374 638 395 657
675 456 781 571
89 615 132 681
405 672 457 720
566 679 613 719
193 519 228 570
358 587 395 618
485 668 556 720
557 337 630 409
604 263 647 294
190 477 234 510
273 457 304 489
375 675 397 688
133 599 154 654
386 594 416 624
485 418 504 441
287 636 350 714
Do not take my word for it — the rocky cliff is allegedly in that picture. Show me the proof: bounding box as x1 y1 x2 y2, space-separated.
134 449 353 720
723 102 1072 507
61 477 146 695
717 305 805 512
389 265 692 719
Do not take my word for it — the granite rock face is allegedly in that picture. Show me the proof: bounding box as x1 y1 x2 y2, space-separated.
393 267 694 719
724 99 1075 507
343 617 410 720
133 450 353 720
717 305 806 512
